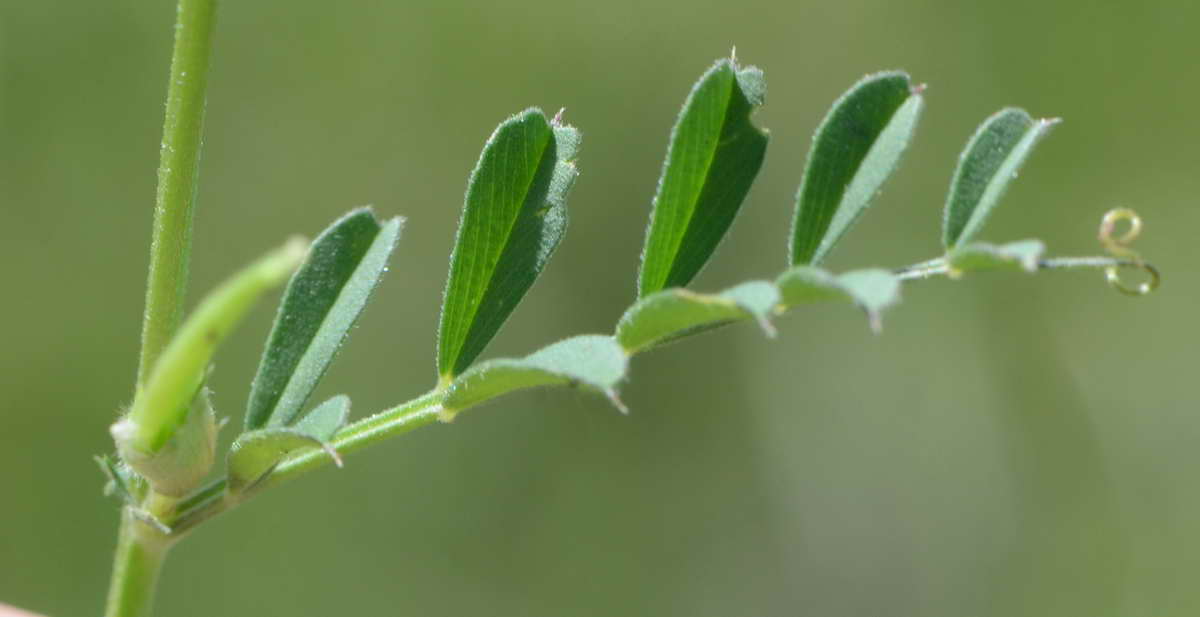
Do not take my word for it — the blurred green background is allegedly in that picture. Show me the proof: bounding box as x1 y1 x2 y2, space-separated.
1 1 1196 615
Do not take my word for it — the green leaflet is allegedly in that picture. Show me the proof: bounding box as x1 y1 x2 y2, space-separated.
291 394 351 440
943 108 1059 248
637 58 769 297
227 395 350 495
441 335 628 420
776 266 901 333
438 109 581 380
947 239 1045 274
245 209 402 430
791 71 924 266
117 238 307 455
615 280 780 353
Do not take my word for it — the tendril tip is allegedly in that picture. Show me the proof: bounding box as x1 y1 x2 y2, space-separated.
1098 208 1158 296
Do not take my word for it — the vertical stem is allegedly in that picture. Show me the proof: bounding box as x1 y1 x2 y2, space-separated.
137 0 218 386
109 0 217 614
104 510 172 617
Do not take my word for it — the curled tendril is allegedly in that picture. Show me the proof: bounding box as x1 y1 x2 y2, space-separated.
1098 208 1159 296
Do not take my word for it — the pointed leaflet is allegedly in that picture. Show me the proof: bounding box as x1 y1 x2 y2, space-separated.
637 58 769 297
791 72 924 265
437 109 581 380
776 266 901 333
228 396 350 494
441 335 628 419
947 239 1045 274
943 108 1059 248
117 239 306 454
292 394 351 441
245 209 401 430
616 280 780 353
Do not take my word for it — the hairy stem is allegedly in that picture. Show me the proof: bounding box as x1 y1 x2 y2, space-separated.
110 0 216 614
137 0 217 387
166 252 1149 532
127 244 1161 607
270 392 445 486
104 508 173 617
168 390 444 535
892 255 1147 281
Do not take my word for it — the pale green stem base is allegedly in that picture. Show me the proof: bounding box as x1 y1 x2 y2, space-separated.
105 509 172 617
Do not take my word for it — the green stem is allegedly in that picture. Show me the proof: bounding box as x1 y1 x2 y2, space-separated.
158 251 1144 530
1038 256 1137 269
892 257 948 281
104 509 173 617
109 0 216 614
164 252 1158 535
891 255 1147 281
271 391 444 485
168 391 444 534
137 0 217 387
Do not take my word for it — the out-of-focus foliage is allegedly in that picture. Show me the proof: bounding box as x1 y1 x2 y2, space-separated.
0 1 1195 616
942 108 1057 249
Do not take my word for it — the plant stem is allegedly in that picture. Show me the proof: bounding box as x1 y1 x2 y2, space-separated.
1038 256 1137 269
892 255 1147 281
163 251 1157 536
109 0 216 614
892 257 949 281
98 392 445 615
273 392 444 484
104 509 172 617
169 390 444 534
137 0 217 387
158 252 1155 531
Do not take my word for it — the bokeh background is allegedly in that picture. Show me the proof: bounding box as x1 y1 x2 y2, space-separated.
2 1 1197 615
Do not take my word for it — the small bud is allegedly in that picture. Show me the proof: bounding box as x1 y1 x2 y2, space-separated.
114 387 218 497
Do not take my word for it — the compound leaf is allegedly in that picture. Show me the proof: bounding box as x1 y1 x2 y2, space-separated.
638 58 769 297
943 108 1059 248
441 335 628 419
438 109 581 380
791 72 924 265
246 209 401 430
